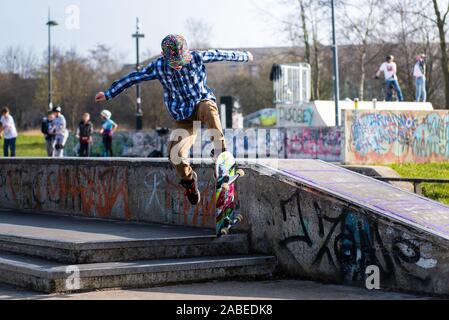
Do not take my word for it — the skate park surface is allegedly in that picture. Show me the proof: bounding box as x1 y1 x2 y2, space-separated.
0 158 449 298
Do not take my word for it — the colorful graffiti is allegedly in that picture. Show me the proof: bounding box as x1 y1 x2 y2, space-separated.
0 165 131 220
0 163 216 228
346 111 449 164
285 127 342 162
65 128 340 161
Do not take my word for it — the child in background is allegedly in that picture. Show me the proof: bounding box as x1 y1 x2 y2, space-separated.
100 110 118 157
41 111 56 157
76 113 94 157
0 107 18 157
52 106 69 157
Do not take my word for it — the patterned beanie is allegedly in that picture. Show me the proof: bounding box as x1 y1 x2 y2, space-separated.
161 34 192 68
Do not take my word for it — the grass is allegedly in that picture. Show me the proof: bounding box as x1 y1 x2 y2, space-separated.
14 134 47 157
390 163 449 205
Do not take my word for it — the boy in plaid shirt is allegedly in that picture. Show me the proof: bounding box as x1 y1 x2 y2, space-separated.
96 34 253 205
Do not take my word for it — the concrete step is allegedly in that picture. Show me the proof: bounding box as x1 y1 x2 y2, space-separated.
0 251 276 293
0 210 249 264
0 233 249 264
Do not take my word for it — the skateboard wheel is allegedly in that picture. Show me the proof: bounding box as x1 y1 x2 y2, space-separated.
236 214 244 222
222 183 230 191
221 228 229 236
237 169 245 177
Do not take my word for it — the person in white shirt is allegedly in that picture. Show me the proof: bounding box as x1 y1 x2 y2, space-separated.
52 106 69 158
414 54 427 102
0 107 18 157
375 55 404 102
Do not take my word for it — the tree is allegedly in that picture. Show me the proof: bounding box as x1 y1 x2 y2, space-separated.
431 0 449 108
273 0 328 100
185 18 214 49
339 0 386 101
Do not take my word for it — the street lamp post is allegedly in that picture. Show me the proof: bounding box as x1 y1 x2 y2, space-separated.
331 0 340 126
46 9 58 111
132 18 145 131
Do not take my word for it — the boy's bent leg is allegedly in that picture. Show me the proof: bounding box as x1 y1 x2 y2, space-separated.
394 80 404 101
168 119 198 182
195 100 226 156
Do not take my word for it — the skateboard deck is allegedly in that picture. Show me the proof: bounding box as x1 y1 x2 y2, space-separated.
215 151 245 237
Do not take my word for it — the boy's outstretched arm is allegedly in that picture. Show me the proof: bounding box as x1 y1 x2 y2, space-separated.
95 62 158 102
200 50 254 64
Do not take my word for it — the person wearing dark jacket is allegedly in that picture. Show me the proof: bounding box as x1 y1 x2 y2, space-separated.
76 113 94 157
41 111 56 157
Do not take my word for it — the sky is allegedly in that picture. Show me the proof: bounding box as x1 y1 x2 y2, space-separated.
0 0 289 64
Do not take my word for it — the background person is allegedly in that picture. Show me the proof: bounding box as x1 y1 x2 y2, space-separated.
0 107 18 157
414 54 427 102
41 111 56 157
76 113 94 157
375 55 404 102
99 110 118 157
52 106 69 158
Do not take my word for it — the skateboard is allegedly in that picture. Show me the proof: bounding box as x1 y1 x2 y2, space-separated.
215 151 245 237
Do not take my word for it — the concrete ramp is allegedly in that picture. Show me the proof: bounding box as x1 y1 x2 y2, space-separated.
243 160 449 296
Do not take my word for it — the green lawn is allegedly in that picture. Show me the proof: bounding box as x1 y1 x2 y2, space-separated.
14 134 46 157
390 163 449 205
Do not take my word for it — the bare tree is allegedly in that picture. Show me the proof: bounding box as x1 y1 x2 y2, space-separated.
185 18 214 49
431 0 449 108
0 46 38 78
339 0 386 101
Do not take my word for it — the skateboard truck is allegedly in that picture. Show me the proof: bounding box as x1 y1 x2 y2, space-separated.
222 169 245 191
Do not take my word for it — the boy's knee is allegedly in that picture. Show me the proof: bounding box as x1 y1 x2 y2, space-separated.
199 101 218 115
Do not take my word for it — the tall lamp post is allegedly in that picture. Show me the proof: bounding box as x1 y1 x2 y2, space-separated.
46 9 58 111
132 18 145 131
331 0 340 126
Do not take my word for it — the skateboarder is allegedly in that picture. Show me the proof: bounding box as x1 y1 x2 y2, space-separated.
52 106 69 158
95 34 253 206
375 55 404 102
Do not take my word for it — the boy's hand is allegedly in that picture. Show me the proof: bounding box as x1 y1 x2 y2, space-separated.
247 51 254 62
95 92 106 103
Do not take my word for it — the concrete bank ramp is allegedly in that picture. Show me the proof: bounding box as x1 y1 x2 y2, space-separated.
243 160 449 296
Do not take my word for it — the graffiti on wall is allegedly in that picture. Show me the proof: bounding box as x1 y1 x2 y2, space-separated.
0 164 216 228
278 190 438 286
65 128 341 161
285 127 342 162
142 170 215 228
277 105 315 127
0 165 131 219
347 111 449 164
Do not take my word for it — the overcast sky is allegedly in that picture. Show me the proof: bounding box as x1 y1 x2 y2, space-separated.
1 0 291 63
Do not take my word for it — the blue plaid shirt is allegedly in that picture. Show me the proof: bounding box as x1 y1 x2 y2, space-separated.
105 50 250 121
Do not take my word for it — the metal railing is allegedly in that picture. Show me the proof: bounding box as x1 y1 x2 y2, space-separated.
273 63 311 105
373 177 449 195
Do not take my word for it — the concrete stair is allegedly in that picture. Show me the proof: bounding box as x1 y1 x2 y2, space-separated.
0 209 276 293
